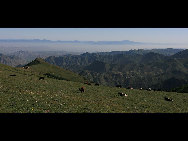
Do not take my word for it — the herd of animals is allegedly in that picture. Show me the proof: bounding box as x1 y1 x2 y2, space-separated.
7 66 174 102
79 82 173 102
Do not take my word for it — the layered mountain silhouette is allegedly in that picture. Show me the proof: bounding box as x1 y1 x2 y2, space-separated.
0 39 143 45
45 49 188 91
1 48 188 91
0 53 26 67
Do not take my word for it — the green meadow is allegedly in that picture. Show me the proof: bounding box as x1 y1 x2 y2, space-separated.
0 59 188 113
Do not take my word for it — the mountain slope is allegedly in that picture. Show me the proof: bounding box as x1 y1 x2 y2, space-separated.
1 62 188 113
84 61 110 73
45 50 188 91
171 49 188 59
24 58 85 83
172 84 188 93
0 53 26 67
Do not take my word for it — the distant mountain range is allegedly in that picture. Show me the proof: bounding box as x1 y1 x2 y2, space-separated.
0 48 185 67
0 50 81 67
1 48 188 91
0 53 27 67
0 39 172 45
0 39 186 53
45 49 188 91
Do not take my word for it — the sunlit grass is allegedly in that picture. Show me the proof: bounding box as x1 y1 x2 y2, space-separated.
0 63 188 113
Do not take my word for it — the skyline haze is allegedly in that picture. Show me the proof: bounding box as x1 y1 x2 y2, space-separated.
0 28 188 44
0 28 188 53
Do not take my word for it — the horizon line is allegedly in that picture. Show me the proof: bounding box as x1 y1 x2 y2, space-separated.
0 38 187 45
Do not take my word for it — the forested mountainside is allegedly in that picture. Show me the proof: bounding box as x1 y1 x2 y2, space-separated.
45 49 188 91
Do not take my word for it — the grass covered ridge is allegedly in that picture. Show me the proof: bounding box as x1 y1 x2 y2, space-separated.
0 61 188 113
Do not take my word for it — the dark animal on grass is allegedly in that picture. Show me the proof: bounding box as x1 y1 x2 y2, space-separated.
95 83 99 86
10 74 16 76
118 92 128 97
147 88 152 91
84 82 91 85
23 66 29 69
79 87 85 93
164 97 173 102
127 86 133 90
39 77 45 80
116 85 122 88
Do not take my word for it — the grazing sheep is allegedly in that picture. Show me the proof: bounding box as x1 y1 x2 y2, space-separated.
140 88 143 90
118 92 128 97
164 97 173 102
39 77 45 80
95 83 99 86
23 66 29 69
79 87 85 93
116 85 122 88
127 86 133 89
148 88 152 91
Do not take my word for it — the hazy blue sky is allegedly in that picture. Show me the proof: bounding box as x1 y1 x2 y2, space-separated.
0 28 188 44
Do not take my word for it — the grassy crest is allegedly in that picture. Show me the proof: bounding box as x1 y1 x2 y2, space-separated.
25 58 85 83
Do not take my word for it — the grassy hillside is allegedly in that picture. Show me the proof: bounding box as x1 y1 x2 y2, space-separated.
0 61 188 113
25 58 85 83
